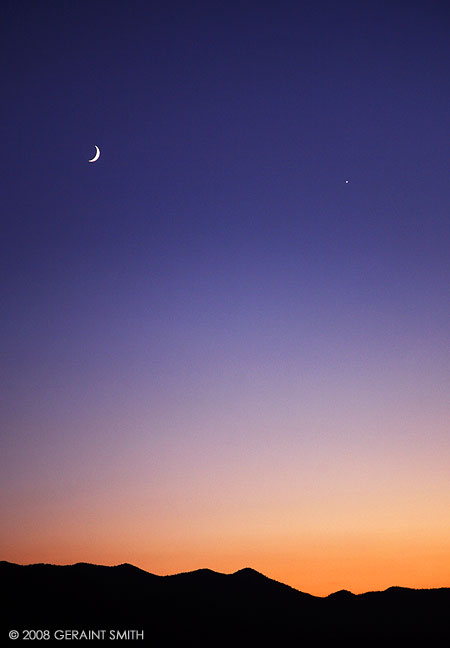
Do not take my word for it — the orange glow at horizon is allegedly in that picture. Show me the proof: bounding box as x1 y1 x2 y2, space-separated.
2 530 450 597
2 402 450 596
3 469 450 597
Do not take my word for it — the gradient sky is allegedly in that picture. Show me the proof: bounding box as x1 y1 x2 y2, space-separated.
1 0 449 596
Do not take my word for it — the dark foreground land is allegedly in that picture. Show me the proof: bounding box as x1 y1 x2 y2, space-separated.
2 561 449 643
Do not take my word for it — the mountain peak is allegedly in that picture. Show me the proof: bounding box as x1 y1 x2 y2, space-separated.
232 567 263 577
327 589 356 599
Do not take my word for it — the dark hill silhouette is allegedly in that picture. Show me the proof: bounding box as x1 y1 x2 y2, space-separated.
2 561 449 643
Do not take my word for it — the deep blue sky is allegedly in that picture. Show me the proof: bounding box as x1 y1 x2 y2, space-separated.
2 0 448 397
1 1 449 593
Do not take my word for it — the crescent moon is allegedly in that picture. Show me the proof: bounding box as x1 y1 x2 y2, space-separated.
88 145 100 162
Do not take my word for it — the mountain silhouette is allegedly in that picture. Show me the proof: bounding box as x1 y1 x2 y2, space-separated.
2 561 449 643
